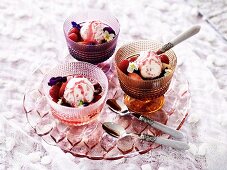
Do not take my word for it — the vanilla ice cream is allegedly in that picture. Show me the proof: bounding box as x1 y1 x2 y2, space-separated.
63 77 94 107
80 21 105 44
136 50 162 79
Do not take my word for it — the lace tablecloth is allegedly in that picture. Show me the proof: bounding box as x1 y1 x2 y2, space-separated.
1 0 227 169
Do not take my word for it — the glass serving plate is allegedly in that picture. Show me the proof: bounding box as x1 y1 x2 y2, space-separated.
23 64 190 160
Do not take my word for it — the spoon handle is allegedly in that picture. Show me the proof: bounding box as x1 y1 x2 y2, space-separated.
134 114 184 139
140 134 189 150
156 25 201 54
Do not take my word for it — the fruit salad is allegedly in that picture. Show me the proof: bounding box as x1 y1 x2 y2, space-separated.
68 20 116 45
118 50 172 80
48 76 102 108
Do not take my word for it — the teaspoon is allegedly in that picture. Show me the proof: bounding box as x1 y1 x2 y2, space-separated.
102 122 189 150
106 99 184 139
156 25 201 55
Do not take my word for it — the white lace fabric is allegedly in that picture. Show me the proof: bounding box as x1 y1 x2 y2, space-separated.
1 0 227 169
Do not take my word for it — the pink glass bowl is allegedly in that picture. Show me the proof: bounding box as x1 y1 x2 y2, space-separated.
63 10 120 64
42 62 108 126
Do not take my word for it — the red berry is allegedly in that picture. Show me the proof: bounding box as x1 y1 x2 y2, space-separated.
68 27 80 35
159 54 169 64
92 95 102 103
68 33 79 42
128 73 143 80
156 50 163 55
49 84 61 102
118 59 129 74
59 82 67 97
128 56 138 62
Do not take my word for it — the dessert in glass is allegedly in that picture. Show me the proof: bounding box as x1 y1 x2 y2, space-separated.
63 10 120 72
115 40 177 114
42 62 108 126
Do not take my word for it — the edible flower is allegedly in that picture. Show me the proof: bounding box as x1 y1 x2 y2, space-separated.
71 21 81 30
164 69 172 76
57 98 63 105
127 62 138 73
78 100 84 107
103 31 115 42
48 76 67 86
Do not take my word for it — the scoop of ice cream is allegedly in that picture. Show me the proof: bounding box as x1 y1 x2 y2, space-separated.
80 21 105 44
136 50 162 79
63 77 94 107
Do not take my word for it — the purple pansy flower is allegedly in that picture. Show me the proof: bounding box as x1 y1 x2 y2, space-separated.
48 76 67 86
71 21 81 30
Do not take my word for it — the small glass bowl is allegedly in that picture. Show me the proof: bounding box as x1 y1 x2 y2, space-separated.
115 40 177 114
63 10 120 64
42 62 108 126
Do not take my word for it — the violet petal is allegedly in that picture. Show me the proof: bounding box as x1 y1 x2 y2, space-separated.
71 21 81 30
48 76 67 86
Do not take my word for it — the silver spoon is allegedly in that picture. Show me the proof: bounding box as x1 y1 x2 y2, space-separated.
156 25 201 55
106 99 184 139
102 122 189 150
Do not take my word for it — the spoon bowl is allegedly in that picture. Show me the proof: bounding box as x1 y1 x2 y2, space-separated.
106 99 128 116
102 122 126 137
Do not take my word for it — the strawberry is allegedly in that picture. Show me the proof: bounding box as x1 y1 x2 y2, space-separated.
159 54 169 64
128 56 138 62
93 83 102 95
68 27 80 35
128 73 143 80
92 95 102 103
49 84 61 102
68 33 79 42
59 82 67 97
118 59 129 74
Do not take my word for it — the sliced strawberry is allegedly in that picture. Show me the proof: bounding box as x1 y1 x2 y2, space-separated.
49 84 61 102
159 54 169 64
68 27 80 35
59 82 67 97
118 59 129 74
128 73 143 80
68 33 79 42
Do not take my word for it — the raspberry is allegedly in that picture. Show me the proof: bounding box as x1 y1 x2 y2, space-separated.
159 54 169 64
118 59 129 74
49 84 61 102
128 73 143 80
68 33 79 42
68 27 80 35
